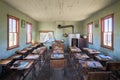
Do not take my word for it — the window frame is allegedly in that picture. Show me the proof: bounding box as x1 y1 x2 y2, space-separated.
87 22 93 44
101 14 114 50
26 22 32 44
7 15 19 50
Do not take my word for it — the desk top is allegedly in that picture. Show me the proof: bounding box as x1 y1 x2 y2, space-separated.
0 59 13 66
11 60 34 70
75 53 90 60
83 48 100 54
95 55 113 61
17 50 27 54
70 47 81 53
25 47 33 50
79 60 103 69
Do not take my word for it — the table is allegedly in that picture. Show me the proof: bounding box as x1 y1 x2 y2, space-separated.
17 50 28 54
24 54 39 60
79 60 104 75
95 55 113 61
83 48 101 58
10 60 34 80
0 59 14 79
24 54 40 71
74 53 90 60
25 47 33 52
16 50 28 58
83 48 100 54
69 46 81 58
95 54 113 66
8 54 23 60
0 59 13 66
50 53 66 69
70 46 81 53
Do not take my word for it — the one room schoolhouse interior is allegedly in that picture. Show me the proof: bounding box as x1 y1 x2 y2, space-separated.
0 0 120 80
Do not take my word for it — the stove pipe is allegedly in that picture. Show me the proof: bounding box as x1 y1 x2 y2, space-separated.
58 25 74 34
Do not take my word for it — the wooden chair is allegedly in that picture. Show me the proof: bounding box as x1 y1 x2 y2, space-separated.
83 71 111 80
50 59 66 69
106 62 120 80
50 59 66 76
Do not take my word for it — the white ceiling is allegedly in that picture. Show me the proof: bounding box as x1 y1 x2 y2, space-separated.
3 0 117 21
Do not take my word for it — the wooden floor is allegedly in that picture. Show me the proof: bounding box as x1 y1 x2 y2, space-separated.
36 52 79 80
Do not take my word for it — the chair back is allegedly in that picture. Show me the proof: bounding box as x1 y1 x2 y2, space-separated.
85 71 111 80
106 62 120 71
50 59 66 69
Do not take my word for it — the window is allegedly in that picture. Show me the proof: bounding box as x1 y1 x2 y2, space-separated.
26 22 32 43
101 14 114 50
40 31 55 43
7 15 19 50
87 22 93 44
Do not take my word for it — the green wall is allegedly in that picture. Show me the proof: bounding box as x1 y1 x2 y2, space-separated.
0 1 37 59
82 1 120 60
36 21 83 51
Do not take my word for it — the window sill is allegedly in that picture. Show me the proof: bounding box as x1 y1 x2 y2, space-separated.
7 45 19 50
101 45 114 50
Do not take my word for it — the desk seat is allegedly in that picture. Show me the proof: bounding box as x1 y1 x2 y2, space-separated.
83 71 111 80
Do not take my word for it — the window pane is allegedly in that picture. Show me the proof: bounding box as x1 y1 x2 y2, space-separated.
40 33 47 43
13 19 16 32
104 19 108 32
108 32 112 46
108 18 112 32
27 24 30 32
104 33 107 45
26 23 32 43
89 24 92 33
88 23 93 43
28 34 31 42
13 33 17 45
9 18 13 32
89 34 92 43
9 33 13 47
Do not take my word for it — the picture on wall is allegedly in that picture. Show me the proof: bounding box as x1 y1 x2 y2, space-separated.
21 19 25 28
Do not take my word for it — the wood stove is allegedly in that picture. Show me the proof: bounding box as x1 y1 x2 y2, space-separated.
69 34 80 47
